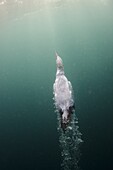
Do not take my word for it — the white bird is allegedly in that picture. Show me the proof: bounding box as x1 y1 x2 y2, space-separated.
53 52 75 130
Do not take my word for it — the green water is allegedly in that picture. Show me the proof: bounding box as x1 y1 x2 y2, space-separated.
0 1 113 170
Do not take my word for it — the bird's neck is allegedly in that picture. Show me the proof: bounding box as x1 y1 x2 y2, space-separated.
56 67 64 76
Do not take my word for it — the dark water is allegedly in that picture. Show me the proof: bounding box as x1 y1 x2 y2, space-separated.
0 1 113 170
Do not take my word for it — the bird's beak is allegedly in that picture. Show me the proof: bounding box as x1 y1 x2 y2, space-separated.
55 51 58 59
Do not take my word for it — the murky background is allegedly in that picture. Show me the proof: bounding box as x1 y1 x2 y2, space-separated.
0 0 113 170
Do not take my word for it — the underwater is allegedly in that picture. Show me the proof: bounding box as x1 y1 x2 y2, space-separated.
0 0 113 170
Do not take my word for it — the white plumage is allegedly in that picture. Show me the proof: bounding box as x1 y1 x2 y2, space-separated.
53 53 74 127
